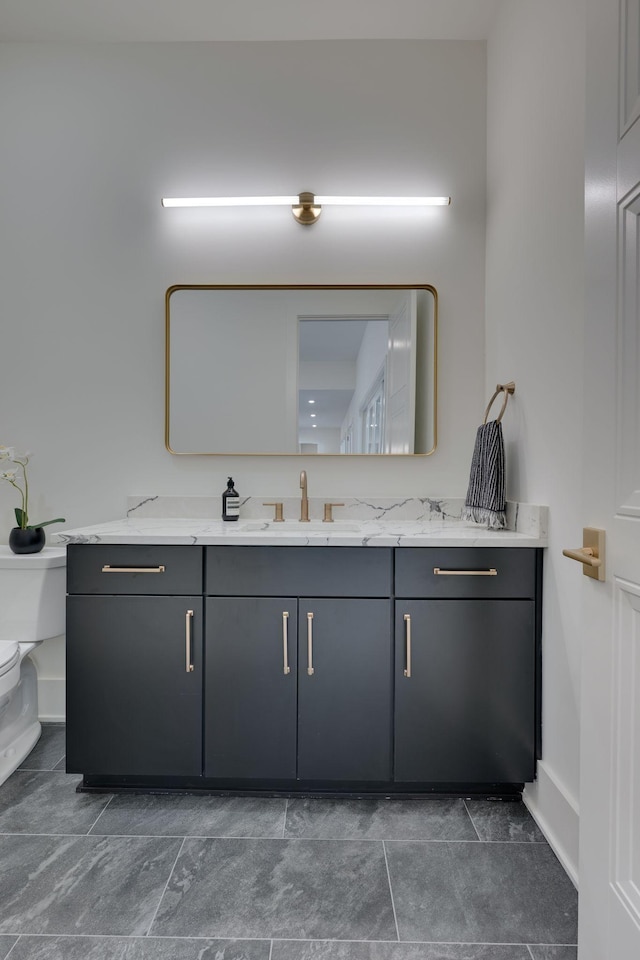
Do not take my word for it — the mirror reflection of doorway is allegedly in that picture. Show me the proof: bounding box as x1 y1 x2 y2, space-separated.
297 316 385 454
297 290 417 454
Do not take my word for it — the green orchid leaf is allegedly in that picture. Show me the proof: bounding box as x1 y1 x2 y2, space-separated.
27 518 66 529
14 507 27 529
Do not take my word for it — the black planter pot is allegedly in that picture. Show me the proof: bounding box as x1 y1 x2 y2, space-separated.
9 526 46 554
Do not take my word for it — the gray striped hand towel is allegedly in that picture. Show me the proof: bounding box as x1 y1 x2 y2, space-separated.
461 419 507 529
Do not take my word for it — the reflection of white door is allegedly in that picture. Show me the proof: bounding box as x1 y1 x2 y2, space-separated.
384 291 417 453
340 425 353 454
360 371 385 454
579 2 640 957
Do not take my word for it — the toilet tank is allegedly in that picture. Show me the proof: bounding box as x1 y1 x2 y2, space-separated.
0 547 66 642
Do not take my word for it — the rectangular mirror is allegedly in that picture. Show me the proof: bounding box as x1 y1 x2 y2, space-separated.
165 285 437 455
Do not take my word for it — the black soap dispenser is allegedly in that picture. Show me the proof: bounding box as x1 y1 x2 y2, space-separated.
222 477 240 521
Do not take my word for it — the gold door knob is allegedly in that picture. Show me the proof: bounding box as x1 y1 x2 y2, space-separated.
563 527 605 581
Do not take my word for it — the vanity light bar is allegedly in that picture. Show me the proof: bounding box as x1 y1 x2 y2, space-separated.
161 196 451 207
161 192 451 225
315 196 451 206
161 196 299 207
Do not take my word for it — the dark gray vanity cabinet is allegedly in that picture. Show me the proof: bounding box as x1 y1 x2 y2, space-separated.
204 546 393 783
297 598 392 781
65 542 541 792
394 548 540 784
66 545 203 777
204 597 298 779
204 595 392 782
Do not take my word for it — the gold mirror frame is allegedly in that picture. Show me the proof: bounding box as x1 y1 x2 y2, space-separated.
165 284 438 456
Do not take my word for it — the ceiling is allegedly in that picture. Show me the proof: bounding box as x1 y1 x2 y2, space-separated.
299 390 354 431
0 0 501 42
299 319 372 363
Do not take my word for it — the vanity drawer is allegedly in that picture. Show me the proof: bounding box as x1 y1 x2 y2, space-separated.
395 547 538 599
205 546 392 597
67 545 203 595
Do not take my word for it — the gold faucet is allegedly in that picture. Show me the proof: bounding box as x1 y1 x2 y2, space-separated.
299 470 310 521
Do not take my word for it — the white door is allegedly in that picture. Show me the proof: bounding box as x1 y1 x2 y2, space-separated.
579 1 640 957
384 290 417 453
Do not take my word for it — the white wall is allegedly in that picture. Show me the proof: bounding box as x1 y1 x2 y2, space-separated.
0 40 486 713
0 40 486 524
487 0 585 881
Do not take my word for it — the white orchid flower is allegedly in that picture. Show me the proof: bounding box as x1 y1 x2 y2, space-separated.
0 443 65 534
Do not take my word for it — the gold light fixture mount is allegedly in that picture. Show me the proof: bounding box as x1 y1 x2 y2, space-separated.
291 192 322 226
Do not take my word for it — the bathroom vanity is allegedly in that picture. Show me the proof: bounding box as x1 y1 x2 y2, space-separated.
60 510 545 796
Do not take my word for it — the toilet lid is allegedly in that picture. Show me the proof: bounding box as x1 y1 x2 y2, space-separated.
0 643 19 677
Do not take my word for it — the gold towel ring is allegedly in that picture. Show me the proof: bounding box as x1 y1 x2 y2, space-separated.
483 381 516 424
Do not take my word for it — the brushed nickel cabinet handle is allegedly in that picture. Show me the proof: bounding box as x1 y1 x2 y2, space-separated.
433 567 497 576
282 611 291 675
185 609 194 673
102 565 166 574
307 612 315 676
403 613 412 678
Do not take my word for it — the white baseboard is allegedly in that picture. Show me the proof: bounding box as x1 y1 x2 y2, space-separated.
37 677 65 723
524 760 580 887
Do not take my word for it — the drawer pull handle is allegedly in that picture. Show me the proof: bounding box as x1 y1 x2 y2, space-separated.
403 613 412 678
433 567 498 577
282 612 291 675
185 609 194 673
307 612 315 676
102 565 166 574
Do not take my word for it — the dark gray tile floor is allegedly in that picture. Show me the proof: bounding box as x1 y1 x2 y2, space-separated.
0 725 578 960
0 938 17 960
17 723 66 773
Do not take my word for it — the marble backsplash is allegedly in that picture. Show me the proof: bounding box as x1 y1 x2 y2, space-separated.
126 495 548 540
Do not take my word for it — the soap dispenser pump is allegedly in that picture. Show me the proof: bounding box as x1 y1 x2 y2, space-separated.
222 477 240 521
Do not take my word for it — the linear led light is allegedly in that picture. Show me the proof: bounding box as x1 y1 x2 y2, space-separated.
161 196 298 207
315 196 451 205
161 192 451 225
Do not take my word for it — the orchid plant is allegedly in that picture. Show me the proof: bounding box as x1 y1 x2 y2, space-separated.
0 446 65 531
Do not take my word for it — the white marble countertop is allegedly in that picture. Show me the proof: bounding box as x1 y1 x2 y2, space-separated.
53 517 547 548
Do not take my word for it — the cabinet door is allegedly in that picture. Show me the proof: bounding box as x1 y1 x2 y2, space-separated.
66 595 203 776
205 597 297 779
394 600 536 783
297 598 392 781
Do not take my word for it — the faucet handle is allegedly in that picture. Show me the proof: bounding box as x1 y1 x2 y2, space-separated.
263 502 285 522
323 502 345 523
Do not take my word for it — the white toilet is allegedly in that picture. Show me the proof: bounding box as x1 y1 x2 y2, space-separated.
0 545 66 785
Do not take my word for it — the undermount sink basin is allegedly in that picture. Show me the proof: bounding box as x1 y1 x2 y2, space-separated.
240 520 362 533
